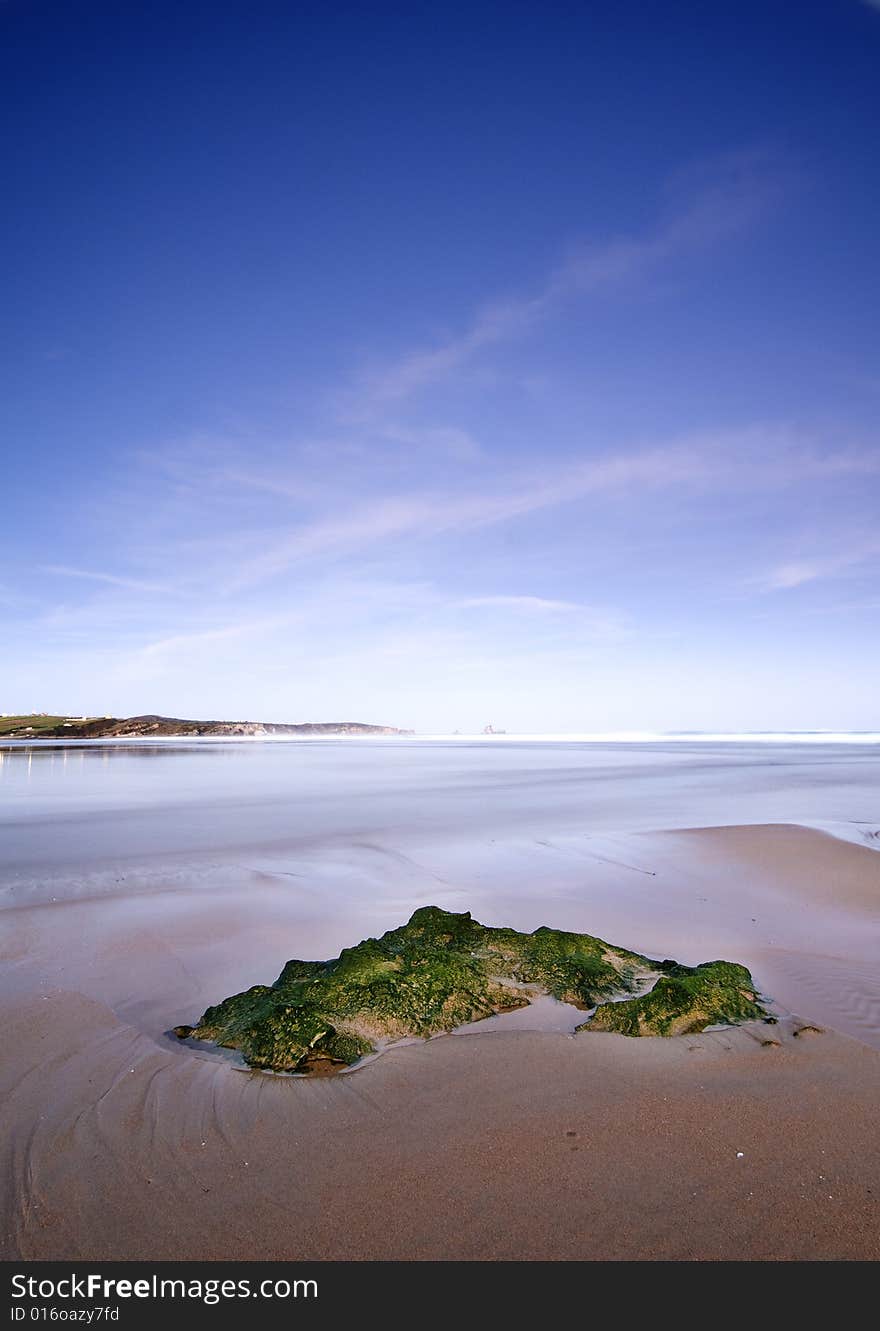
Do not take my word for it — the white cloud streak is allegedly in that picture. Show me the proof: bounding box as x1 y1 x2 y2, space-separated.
456 595 583 613
42 565 174 594
223 431 880 592
353 149 790 411
223 444 717 590
760 542 880 591
454 594 629 641
138 613 299 660
378 422 482 460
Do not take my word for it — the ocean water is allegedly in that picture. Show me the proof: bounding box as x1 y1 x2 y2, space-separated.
1 733 878 939
2 736 879 873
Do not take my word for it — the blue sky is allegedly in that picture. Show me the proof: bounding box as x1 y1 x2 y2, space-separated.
2 0 879 731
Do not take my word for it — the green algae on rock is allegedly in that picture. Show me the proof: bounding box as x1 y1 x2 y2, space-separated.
581 959 766 1037
174 906 768 1072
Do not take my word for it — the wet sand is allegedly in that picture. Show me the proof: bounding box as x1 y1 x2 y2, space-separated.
2 817 879 1260
3 998 879 1261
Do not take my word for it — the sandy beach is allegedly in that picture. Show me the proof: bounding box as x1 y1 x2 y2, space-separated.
3 993 878 1261
2 759 879 1260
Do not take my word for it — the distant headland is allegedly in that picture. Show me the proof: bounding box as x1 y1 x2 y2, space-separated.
0 713 412 739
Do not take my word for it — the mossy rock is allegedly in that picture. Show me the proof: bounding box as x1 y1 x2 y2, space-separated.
178 906 768 1072
581 960 766 1036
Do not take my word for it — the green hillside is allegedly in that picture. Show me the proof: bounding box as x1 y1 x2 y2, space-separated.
0 714 95 737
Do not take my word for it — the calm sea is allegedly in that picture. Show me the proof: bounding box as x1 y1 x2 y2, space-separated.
2 736 878 891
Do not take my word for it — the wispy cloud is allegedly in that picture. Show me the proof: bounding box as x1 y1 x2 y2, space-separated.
112 614 302 685
762 559 843 591
223 443 720 590
758 541 880 591
182 428 873 596
42 565 174 595
351 149 791 412
139 622 266 658
454 594 630 641
378 422 482 460
456 595 583 613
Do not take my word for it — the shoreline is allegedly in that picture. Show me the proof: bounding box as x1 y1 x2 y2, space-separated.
5 729 878 750
4 731 880 744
